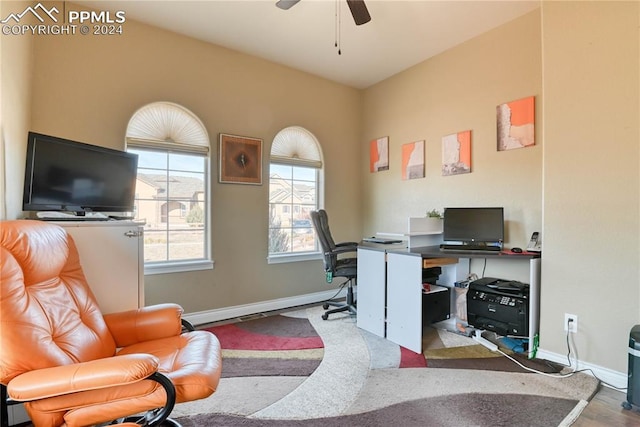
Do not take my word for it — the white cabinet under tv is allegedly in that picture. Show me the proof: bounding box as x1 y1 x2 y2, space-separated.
55 221 144 314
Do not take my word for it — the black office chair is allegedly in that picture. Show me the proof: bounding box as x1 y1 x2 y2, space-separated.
310 209 358 320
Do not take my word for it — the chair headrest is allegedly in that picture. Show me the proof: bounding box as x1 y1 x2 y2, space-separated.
1 220 116 383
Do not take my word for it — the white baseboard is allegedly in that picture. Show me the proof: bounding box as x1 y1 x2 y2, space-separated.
183 289 345 326
536 347 627 390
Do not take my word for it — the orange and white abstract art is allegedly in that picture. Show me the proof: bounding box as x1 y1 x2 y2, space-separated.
497 96 535 151
369 136 389 172
442 130 471 176
401 140 424 180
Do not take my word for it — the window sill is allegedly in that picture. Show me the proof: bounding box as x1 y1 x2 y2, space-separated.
267 252 322 264
144 259 214 275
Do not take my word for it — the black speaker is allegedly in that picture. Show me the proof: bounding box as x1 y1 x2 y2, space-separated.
623 325 640 410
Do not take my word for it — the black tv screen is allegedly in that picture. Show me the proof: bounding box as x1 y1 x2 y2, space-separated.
443 207 504 244
23 132 138 214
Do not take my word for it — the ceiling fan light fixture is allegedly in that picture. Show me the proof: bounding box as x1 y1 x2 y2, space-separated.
276 0 301 10
346 0 371 25
277 0 371 26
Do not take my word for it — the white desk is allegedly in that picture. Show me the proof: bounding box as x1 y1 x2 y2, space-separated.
356 247 388 337
357 244 541 357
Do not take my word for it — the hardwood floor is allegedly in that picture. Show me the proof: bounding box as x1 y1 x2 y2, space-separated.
574 385 640 426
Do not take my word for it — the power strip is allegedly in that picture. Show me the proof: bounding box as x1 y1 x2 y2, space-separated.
473 332 498 352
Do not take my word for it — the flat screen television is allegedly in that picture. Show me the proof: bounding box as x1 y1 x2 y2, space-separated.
22 132 138 215
442 207 504 245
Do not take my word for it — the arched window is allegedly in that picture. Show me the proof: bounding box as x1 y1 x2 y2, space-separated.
268 126 324 263
125 102 212 274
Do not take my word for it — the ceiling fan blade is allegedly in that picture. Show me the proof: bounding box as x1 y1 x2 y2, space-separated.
346 0 371 25
276 0 301 10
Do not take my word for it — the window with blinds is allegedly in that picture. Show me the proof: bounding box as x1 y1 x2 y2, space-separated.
125 102 213 274
268 126 324 263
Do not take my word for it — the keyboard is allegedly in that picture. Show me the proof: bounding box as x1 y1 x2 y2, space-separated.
439 244 501 253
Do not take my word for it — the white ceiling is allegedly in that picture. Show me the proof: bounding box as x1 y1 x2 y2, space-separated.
79 0 540 89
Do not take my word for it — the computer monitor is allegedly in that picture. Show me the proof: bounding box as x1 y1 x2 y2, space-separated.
442 207 504 244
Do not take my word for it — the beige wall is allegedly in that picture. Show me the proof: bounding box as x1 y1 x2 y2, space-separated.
0 0 33 221
540 1 640 373
361 10 542 283
19 8 362 312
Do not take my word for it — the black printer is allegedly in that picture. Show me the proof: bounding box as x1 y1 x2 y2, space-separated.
466 277 529 337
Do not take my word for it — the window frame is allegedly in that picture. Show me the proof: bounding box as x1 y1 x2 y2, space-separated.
267 127 324 264
125 102 213 275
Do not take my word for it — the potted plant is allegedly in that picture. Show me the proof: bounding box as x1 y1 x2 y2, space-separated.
421 209 444 233
426 209 443 219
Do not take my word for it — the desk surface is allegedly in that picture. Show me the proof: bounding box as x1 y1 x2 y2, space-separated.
359 241 407 251
389 245 541 260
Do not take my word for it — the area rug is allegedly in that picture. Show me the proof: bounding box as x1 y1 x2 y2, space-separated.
175 394 583 427
172 306 599 426
420 326 565 374
202 313 324 378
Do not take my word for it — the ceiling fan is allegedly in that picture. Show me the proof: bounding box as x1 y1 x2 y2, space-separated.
276 0 372 26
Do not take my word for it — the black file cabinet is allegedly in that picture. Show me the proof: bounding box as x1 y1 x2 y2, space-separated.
422 285 451 326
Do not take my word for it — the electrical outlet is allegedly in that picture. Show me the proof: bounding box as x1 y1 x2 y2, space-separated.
564 313 578 333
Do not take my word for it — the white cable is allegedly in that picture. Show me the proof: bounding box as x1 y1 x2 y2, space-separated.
493 318 579 378
482 317 625 389
473 330 576 378
472 317 579 379
496 347 577 378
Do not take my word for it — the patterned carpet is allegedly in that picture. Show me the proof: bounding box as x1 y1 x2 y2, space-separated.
203 314 324 378
203 311 563 376
172 305 599 426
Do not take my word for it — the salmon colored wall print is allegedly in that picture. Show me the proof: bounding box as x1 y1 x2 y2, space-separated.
442 130 471 176
497 96 535 151
401 140 425 180
370 136 389 172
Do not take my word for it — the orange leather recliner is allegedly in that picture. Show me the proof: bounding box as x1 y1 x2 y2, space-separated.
0 220 222 427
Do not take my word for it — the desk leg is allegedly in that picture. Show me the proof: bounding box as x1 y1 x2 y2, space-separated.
528 258 542 358
386 253 423 354
357 248 387 338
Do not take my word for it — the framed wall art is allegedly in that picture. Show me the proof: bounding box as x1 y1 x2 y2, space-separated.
442 130 471 176
369 136 389 172
401 140 425 180
219 133 263 185
497 96 535 151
